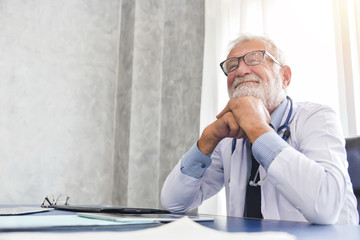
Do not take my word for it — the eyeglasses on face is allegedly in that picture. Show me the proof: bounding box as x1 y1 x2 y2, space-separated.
219 50 283 76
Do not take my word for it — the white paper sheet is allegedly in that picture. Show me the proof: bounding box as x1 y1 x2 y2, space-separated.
0 215 158 230
0 216 296 240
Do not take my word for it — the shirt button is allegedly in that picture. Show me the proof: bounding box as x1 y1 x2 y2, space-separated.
201 163 206 168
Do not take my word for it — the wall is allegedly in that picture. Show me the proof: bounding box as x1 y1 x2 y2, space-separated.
0 0 121 204
0 0 205 207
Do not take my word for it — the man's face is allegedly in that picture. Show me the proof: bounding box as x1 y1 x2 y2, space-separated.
226 40 286 113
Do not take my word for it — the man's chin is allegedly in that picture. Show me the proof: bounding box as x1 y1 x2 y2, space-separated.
230 89 263 99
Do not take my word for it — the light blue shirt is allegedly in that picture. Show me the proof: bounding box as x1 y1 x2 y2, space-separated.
181 98 290 178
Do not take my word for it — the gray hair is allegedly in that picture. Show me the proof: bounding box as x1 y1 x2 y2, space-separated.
227 34 286 65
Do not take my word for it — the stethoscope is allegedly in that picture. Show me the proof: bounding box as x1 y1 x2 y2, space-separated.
231 96 293 187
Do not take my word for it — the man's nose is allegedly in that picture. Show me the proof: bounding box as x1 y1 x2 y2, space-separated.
234 60 251 77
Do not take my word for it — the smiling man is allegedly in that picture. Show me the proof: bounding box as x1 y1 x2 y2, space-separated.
161 35 359 225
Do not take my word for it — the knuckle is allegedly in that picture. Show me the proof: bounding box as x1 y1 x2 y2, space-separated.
229 99 240 109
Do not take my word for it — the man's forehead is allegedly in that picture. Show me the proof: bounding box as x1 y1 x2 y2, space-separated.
228 40 267 58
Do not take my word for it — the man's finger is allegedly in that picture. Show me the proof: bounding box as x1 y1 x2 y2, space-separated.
226 115 240 137
216 104 231 119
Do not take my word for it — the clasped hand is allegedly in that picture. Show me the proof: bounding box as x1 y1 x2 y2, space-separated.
198 96 272 155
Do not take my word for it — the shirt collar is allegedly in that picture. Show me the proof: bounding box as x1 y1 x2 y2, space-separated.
270 98 288 132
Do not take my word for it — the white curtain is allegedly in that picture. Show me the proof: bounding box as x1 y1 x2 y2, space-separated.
114 0 205 208
199 0 360 215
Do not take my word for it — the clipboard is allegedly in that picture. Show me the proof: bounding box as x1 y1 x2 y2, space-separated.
50 205 170 214
78 212 214 223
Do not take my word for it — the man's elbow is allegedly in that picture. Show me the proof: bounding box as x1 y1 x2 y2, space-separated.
306 211 338 225
303 199 341 224
160 190 189 213
305 172 346 224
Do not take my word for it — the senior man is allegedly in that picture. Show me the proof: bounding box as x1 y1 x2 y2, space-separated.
161 34 359 225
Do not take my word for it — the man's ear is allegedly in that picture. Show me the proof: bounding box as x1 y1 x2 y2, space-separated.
281 65 291 89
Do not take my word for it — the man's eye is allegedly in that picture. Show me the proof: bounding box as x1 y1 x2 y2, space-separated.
247 58 261 65
228 64 238 72
225 60 238 72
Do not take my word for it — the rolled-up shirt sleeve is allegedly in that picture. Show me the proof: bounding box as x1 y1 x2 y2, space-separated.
180 143 212 179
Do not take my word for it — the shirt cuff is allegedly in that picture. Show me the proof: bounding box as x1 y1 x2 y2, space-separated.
252 131 289 171
180 143 212 179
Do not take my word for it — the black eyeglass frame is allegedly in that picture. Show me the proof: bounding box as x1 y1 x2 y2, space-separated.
219 50 283 76
41 194 70 208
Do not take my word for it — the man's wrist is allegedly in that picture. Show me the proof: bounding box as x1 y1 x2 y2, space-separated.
198 128 222 155
245 122 274 143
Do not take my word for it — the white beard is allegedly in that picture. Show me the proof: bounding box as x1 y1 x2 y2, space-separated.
228 73 286 113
